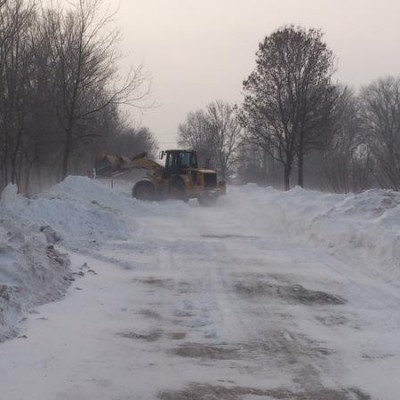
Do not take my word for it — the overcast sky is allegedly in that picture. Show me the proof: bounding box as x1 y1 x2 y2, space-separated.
116 0 400 147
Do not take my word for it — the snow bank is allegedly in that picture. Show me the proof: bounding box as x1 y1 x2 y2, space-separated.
7 176 140 248
0 189 71 341
228 185 400 282
0 176 139 341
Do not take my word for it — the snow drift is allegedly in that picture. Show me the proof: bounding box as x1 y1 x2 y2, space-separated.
0 177 134 341
0 185 71 341
1 176 399 341
227 185 400 283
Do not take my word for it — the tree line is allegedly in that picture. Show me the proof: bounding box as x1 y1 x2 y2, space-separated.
177 26 400 192
0 0 156 194
2 6 397 195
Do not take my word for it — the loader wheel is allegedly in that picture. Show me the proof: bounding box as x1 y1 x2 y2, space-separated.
169 178 187 202
132 181 156 201
198 194 218 206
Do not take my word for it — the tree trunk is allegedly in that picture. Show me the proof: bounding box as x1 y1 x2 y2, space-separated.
61 136 71 180
62 118 74 180
297 132 304 187
297 151 304 187
284 165 291 191
11 138 21 185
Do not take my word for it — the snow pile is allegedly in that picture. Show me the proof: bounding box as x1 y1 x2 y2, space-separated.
0 201 71 341
313 189 400 263
0 177 138 341
228 185 400 281
7 176 138 249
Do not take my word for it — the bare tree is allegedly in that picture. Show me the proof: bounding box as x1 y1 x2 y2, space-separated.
205 101 241 181
0 0 36 189
241 25 338 190
101 110 158 160
236 141 283 186
178 100 241 180
0 0 153 193
360 76 400 190
177 109 213 167
41 0 151 180
307 87 372 192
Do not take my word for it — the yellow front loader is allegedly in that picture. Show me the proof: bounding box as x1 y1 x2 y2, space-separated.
95 150 225 205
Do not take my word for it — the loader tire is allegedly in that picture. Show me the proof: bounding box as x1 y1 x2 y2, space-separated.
132 181 156 201
169 178 187 202
198 194 218 206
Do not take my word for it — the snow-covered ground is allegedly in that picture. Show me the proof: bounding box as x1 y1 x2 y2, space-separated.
1 177 400 399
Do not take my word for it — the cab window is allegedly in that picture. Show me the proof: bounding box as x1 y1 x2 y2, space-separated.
165 153 176 169
179 152 191 168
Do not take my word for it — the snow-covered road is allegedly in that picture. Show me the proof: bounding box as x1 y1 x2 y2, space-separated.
1 180 400 399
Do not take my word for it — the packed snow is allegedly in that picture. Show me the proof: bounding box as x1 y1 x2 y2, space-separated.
0 176 400 399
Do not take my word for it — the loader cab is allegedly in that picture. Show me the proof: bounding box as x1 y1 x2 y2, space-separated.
160 150 198 175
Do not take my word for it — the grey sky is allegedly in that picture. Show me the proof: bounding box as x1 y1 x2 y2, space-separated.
116 0 400 147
